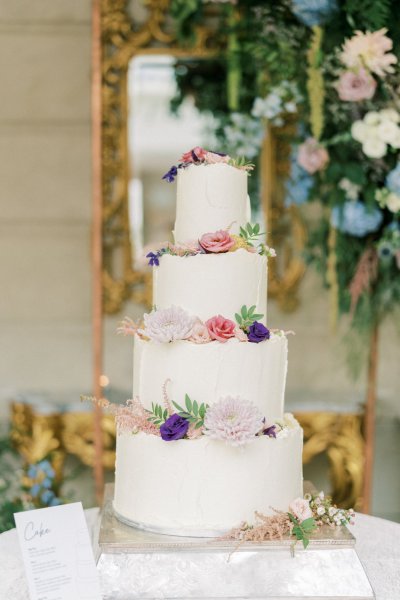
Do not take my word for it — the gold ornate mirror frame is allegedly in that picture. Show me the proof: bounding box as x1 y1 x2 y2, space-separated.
101 0 306 314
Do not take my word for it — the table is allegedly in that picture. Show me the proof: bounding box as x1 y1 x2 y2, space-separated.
0 509 399 599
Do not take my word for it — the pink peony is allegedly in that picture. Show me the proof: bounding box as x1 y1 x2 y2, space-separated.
181 146 208 163
199 230 235 253
205 151 231 164
206 315 236 342
204 396 264 447
289 498 313 522
341 29 397 77
297 138 329 174
188 320 212 344
336 69 377 101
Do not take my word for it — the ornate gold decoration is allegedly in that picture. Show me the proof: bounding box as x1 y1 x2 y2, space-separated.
296 411 364 510
101 0 216 313
101 0 307 314
261 123 307 312
61 412 116 469
10 402 65 479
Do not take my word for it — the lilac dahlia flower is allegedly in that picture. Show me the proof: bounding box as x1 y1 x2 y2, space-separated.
139 306 195 343
204 396 264 447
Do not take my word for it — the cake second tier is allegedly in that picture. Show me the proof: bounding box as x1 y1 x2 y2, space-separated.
133 333 288 422
153 249 267 323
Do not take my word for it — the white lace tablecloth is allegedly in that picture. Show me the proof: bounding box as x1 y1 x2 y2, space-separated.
0 509 399 599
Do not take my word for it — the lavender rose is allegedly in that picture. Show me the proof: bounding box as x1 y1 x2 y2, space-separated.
247 321 270 343
160 414 189 441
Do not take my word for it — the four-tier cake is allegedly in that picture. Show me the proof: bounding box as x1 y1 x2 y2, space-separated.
113 148 303 536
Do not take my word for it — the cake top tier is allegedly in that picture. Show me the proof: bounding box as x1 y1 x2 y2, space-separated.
162 147 254 243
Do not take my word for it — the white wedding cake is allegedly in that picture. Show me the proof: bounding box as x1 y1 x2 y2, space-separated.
113 148 303 536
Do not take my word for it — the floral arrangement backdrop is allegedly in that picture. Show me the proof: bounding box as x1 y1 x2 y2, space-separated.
169 0 400 374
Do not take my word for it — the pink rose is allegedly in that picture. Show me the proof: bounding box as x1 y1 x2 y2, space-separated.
206 315 236 342
289 498 313 522
205 151 230 164
199 230 235 253
297 138 329 174
336 69 377 102
188 320 212 344
181 146 208 163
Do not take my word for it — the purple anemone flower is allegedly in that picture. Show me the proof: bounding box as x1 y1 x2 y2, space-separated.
160 414 190 441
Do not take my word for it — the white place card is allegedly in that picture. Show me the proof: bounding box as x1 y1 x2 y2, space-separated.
14 502 102 600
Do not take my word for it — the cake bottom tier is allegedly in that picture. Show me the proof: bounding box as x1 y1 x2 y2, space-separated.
113 416 303 537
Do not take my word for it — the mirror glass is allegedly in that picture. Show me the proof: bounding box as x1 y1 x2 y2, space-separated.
127 55 218 268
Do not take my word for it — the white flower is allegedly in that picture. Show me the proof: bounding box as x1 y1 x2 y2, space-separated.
362 138 387 158
386 192 400 213
329 507 338 517
364 111 382 126
289 498 313 522
339 178 360 201
284 101 297 113
351 120 371 143
319 491 325 499
317 505 325 516
377 120 400 144
204 396 264 447
380 108 400 123
139 306 195 343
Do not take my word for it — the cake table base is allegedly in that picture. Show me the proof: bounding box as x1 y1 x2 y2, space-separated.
95 484 374 600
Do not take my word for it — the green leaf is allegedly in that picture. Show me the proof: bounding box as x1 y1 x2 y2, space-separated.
195 420 204 429
252 313 264 321
172 401 184 413
302 537 310 549
193 400 199 416
163 409 168 420
254 223 260 234
248 305 256 315
199 404 206 419
185 394 192 413
246 223 253 235
241 305 247 318
235 313 242 325
301 518 317 533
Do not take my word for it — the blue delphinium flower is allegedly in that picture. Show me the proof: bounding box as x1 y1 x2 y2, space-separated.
385 163 400 195
285 156 313 206
146 251 161 266
292 0 338 26
162 165 178 183
331 201 383 237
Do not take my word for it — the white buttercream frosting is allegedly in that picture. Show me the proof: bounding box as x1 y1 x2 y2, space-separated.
174 163 251 242
114 419 303 536
153 250 267 323
133 335 287 421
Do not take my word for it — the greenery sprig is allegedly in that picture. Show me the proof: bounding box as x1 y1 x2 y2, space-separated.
235 305 264 332
288 513 317 550
228 156 255 170
172 394 209 429
147 403 169 427
239 223 264 246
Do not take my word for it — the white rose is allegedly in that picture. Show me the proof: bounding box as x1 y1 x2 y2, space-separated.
351 120 371 142
390 134 400 149
377 120 400 144
386 192 400 213
364 111 382 126
380 108 400 123
362 138 387 158
329 507 338 517
317 506 325 516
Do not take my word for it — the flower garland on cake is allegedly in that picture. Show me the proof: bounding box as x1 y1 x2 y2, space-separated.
117 305 293 345
145 222 276 267
162 146 254 183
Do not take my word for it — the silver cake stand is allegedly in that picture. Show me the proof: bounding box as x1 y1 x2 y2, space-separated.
95 484 374 599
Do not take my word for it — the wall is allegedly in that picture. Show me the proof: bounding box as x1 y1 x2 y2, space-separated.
0 1 93 412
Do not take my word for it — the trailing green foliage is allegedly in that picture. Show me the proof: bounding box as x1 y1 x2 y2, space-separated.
288 513 317 549
172 395 209 429
239 223 264 246
235 305 264 332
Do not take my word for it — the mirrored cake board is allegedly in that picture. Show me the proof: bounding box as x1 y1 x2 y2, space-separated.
95 484 374 599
